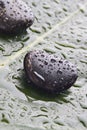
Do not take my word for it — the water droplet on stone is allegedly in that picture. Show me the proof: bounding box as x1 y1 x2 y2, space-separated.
57 70 62 74
49 64 52 67
59 60 63 63
38 59 42 61
51 59 56 63
41 54 45 57
44 61 48 65
71 69 75 72
39 64 43 68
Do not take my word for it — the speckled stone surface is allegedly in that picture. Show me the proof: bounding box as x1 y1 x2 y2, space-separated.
0 0 34 34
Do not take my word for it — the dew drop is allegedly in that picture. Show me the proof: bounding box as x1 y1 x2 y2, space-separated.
51 58 56 63
67 67 70 70
44 61 48 65
41 54 45 57
49 64 52 67
61 77 64 81
38 58 42 61
54 81 57 84
57 70 62 74
59 60 63 63
39 64 43 68
34 54 37 57
71 69 75 72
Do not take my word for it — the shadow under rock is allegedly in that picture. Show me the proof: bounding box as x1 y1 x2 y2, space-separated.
0 29 28 41
16 72 71 102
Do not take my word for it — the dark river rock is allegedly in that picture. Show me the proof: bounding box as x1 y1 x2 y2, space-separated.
0 0 34 34
24 50 78 93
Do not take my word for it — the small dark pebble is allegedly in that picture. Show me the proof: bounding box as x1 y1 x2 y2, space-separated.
0 0 34 34
24 50 78 94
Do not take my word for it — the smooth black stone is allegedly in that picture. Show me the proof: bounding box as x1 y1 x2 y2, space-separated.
24 50 78 93
0 0 34 34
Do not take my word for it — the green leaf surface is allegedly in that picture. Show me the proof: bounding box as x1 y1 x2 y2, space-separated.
0 0 87 130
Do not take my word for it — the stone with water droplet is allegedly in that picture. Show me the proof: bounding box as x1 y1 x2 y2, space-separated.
24 50 78 93
0 0 34 34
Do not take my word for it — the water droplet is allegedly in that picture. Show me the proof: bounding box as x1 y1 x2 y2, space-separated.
38 58 41 61
54 81 57 84
61 78 64 81
51 68 53 70
71 69 75 72
39 64 43 68
59 60 63 63
67 67 70 70
51 59 56 63
47 70 51 74
34 54 37 57
41 54 45 57
65 60 68 63
49 64 52 67
57 70 62 74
